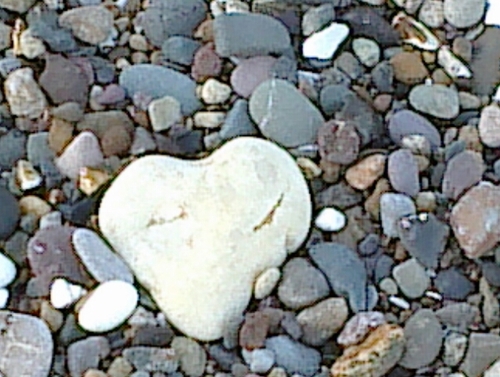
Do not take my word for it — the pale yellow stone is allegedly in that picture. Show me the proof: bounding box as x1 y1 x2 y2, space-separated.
19 195 51 219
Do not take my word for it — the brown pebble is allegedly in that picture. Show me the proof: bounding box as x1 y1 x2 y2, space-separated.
194 18 214 42
373 94 392 113
364 178 391 220
319 159 341 183
101 124 133 157
452 36 472 62
49 118 74 155
239 311 270 350
431 68 452 86
390 52 429 85
345 154 386 191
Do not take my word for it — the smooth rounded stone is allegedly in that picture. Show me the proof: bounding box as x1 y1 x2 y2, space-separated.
319 84 355 116
388 149 420 197
302 4 335 36
162 36 201 66
193 111 225 128
249 79 324 147
0 311 53 377
245 349 275 374
379 277 398 294
450 182 500 258
397 213 449 269
101 125 133 158
191 42 223 82
0 252 16 288
4 67 47 119
470 27 500 97
336 52 365 79
317 120 360 165
392 258 429 299
171 337 206 377
337 311 386 347
442 150 485 200
0 186 20 240
481 261 500 287
78 280 138 333
76 110 134 140
143 0 207 48
458 91 481 110
419 0 445 27
239 311 271 350
309 243 369 313
460 333 500 377
303 22 349 60
296 297 348 346
331 323 405 377
479 103 500 147
59 5 114 44
409 84 459 120
435 268 474 300
389 110 441 150
98 137 311 341
230 56 277 98
131 127 156 156
278 257 330 309
50 278 86 309
52 102 84 122
214 13 291 58
390 51 428 85
95 84 126 106
72 228 134 284
352 37 380 67
314 207 346 232
444 0 485 28
67 336 110 377
443 332 468 367
436 303 480 332
380 193 416 238
254 267 280 299
266 335 321 377
201 79 231 105
398 309 443 369
148 96 182 132
219 99 258 141
119 64 202 116
1 130 27 169
19 28 46 59
55 131 104 180
345 154 386 191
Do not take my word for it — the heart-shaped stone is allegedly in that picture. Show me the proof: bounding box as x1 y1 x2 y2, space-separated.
98 137 312 341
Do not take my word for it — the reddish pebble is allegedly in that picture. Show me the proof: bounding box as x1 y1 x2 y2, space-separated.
239 311 270 350
230 56 277 98
317 120 360 165
191 43 222 82
96 84 126 105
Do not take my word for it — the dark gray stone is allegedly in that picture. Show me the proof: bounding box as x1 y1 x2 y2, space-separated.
162 36 201 66
0 186 19 241
388 110 441 150
435 268 475 300
67 337 110 377
219 100 258 141
214 13 291 58
319 84 355 116
0 129 26 170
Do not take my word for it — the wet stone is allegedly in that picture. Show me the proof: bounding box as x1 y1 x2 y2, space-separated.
392 258 430 299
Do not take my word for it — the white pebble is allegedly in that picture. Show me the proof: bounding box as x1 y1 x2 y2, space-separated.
193 111 226 128
0 288 9 308
254 267 281 299
50 278 87 309
201 78 232 104
0 253 16 289
302 22 349 60
314 207 346 232
78 280 138 333
425 290 443 301
388 295 410 310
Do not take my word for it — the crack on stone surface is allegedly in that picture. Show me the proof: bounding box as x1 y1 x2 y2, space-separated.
253 193 284 232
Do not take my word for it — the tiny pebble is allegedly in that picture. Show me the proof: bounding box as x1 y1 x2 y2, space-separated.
50 278 87 309
314 207 346 232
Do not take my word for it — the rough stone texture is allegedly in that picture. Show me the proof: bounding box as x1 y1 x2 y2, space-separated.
460 333 500 377
450 182 500 258
0 311 53 377
337 311 386 347
4 67 47 119
331 323 405 377
98 137 311 341
345 154 386 191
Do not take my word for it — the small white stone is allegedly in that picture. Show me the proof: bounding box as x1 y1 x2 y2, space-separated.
0 288 9 308
201 79 232 105
254 267 281 299
302 23 350 60
388 295 410 310
78 280 138 333
16 160 42 191
50 278 87 309
148 96 182 132
0 253 16 289
314 207 346 232
193 111 225 128
425 290 442 301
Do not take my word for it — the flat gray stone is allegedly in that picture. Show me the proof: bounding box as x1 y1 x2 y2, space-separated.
67 336 110 377
409 84 460 120
0 311 53 377
380 193 416 238
392 258 430 299
265 335 321 377
388 110 441 150
214 13 291 58
388 149 420 197
398 309 443 369
249 79 324 147
460 333 500 377
119 64 202 116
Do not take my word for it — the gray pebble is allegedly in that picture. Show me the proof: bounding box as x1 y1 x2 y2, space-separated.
171 337 206 377
162 36 201 66
219 99 258 141
122 347 179 373
277 257 330 310
302 4 335 36
409 84 460 120
309 242 369 312
67 336 111 377
442 150 485 200
380 193 416 238
436 303 480 333
319 84 355 116
392 258 430 299
214 13 291 58
266 335 321 377
460 333 500 377
388 149 420 197
0 129 26 170
26 132 55 167
388 110 441 151
435 268 475 300
371 61 394 93
119 64 202 115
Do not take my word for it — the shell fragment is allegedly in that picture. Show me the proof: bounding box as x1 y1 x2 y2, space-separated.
392 11 441 51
